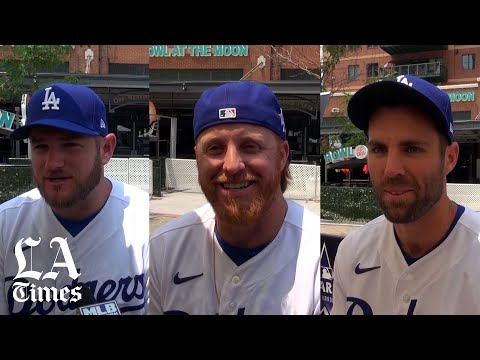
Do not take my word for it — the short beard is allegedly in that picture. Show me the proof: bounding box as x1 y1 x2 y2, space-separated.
373 162 444 224
35 150 103 209
208 189 268 225
200 162 282 226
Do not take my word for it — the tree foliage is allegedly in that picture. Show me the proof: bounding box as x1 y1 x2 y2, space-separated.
319 46 367 154
254 45 361 91
0 45 74 102
255 45 321 80
254 45 366 154
320 93 367 155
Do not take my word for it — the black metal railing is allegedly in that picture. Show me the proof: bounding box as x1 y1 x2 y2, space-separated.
151 158 166 197
378 61 446 81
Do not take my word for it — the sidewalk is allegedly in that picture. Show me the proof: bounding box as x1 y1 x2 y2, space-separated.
320 221 363 237
149 191 365 238
150 191 320 217
149 191 320 233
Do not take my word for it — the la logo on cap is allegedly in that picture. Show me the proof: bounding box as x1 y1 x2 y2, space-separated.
41 87 60 110
219 108 236 119
396 75 413 87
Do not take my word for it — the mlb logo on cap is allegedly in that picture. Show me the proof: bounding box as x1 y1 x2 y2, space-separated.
193 81 287 141
219 108 237 119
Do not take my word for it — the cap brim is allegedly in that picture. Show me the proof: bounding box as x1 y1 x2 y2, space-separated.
347 80 450 141
10 119 101 140
195 118 286 142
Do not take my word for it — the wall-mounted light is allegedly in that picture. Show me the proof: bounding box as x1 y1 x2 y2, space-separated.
240 56 266 81
85 48 94 74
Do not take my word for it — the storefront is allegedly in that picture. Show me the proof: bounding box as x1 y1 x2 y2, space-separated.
322 85 480 185
322 145 369 186
444 87 480 183
149 80 321 163
0 109 15 163
4 73 150 160
99 87 150 158
447 120 480 183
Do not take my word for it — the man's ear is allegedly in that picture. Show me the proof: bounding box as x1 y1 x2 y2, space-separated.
280 140 290 171
100 133 116 165
445 141 459 176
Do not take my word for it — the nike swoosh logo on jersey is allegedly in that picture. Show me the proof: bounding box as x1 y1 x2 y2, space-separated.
173 272 203 284
354 263 381 274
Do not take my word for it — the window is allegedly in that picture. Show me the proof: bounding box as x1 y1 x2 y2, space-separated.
149 70 178 81
39 62 70 73
149 69 242 81
453 111 471 121
367 63 379 78
348 64 359 80
0 60 69 73
281 68 321 81
210 70 243 81
462 54 475 70
0 59 19 72
109 64 149 76
427 59 441 75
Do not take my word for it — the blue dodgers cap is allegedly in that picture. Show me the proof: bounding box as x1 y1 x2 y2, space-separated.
10 82 108 140
347 74 454 143
193 81 287 142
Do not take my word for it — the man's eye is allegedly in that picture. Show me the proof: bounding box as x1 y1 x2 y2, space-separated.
370 146 384 153
407 147 422 153
206 145 223 154
244 143 259 150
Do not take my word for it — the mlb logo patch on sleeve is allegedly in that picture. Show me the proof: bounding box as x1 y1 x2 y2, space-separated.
219 108 236 119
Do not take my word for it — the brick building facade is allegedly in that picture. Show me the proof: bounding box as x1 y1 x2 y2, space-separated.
149 45 320 163
0 45 149 160
322 45 480 184
0 45 320 163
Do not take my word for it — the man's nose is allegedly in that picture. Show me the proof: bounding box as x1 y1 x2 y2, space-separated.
223 145 245 175
383 150 405 178
45 149 65 169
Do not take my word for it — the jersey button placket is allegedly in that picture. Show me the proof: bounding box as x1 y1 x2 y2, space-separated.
232 276 240 284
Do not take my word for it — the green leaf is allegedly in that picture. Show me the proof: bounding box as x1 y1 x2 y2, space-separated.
0 45 74 102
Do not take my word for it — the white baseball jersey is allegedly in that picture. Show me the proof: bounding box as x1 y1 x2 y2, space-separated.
332 205 480 315
0 177 149 315
149 200 320 315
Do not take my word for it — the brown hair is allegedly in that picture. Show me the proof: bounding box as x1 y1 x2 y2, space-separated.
281 161 292 193
276 137 291 193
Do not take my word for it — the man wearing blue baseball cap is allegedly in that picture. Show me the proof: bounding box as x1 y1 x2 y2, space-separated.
0 83 149 315
149 81 320 314
332 74 480 315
